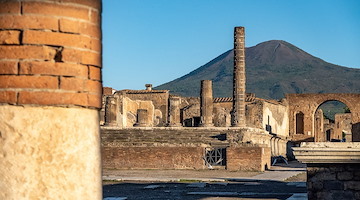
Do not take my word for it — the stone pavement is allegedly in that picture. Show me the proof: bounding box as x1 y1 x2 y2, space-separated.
103 161 308 200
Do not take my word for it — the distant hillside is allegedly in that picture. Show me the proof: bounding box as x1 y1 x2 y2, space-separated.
155 40 360 99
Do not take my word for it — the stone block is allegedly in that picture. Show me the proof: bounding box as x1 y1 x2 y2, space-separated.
316 191 354 200
337 171 354 181
323 181 344 190
354 171 360 181
308 171 336 182
308 181 323 191
345 181 360 191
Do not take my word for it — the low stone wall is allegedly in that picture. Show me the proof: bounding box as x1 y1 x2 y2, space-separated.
226 146 271 171
101 127 274 171
102 146 205 169
307 163 360 200
293 142 360 200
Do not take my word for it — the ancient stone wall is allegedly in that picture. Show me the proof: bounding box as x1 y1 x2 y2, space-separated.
102 146 205 169
286 93 360 141
102 127 273 171
124 90 169 126
335 113 352 142
307 163 360 200
0 0 102 199
227 145 271 171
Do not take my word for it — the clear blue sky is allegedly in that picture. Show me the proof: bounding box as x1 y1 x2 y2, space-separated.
102 0 360 90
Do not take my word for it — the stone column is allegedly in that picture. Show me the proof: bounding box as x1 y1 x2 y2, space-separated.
314 109 324 142
0 1 102 199
134 109 149 127
168 96 182 127
199 80 214 127
231 26 246 127
104 96 118 127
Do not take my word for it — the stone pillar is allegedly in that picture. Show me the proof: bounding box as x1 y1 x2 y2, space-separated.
231 26 246 127
168 96 182 127
199 80 214 127
105 96 118 127
314 109 324 142
134 109 149 127
0 1 102 199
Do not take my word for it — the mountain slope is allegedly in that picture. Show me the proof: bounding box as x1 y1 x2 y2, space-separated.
155 40 360 99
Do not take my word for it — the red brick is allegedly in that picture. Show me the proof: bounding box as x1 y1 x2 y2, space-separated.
0 91 17 104
89 66 101 80
19 61 88 78
60 0 101 9
0 15 58 31
85 80 102 94
0 30 20 44
23 2 90 21
81 22 101 38
23 30 78 48
82 51 101 66
0 45 56 60
0 1 21 14
0 61 18 74
60 77 85 91
0 75 58 89
88 93 102 108
82 37 101 52
23 30 100 52
90 9 100 24
59 18 80 33
60 19 100 38
62 48 101 66
18 91 87 106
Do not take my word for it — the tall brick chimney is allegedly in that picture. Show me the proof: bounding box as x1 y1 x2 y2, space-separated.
0 1 102 199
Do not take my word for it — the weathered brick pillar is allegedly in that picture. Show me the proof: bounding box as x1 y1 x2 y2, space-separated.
0 1 102 199
231 26 246 127
199 80 214 127
134 109 149 127
168 96 182 127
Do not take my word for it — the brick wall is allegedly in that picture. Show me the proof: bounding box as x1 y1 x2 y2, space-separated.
0 1 102 199
102 146 205 169
0 0 102 108
307 163 360 200
226 146 271 171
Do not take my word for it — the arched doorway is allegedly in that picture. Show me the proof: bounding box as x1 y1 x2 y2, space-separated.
314 100 351 142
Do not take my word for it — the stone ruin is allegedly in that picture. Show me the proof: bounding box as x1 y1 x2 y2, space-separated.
101 27 360 176
101 27 360 175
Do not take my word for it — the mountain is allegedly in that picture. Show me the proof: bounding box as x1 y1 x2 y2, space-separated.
155 40 360 99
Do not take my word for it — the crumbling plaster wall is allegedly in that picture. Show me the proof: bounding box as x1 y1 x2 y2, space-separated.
261 100 289 137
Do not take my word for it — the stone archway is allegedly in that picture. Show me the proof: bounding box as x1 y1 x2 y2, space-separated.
286 93 360 141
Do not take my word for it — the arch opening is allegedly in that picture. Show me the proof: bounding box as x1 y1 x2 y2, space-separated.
315 100 351 142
